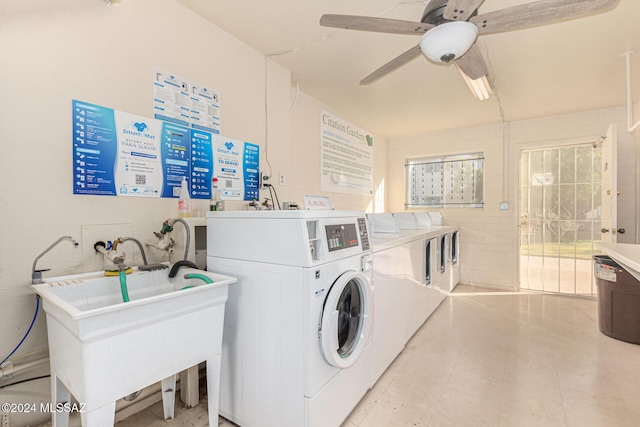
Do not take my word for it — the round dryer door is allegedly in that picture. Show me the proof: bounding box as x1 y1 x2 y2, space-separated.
319 271 373 369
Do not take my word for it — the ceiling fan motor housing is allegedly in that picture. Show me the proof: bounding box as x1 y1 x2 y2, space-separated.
422 0 449 25
419 21 479 63
422 0 479 25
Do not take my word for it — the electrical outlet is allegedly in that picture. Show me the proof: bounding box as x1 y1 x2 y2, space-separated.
279 172 286 186
261 171 270 188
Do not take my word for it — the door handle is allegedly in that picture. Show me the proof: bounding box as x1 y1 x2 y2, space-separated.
602 228 625 235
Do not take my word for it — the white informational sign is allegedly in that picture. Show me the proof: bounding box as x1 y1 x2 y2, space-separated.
113 110 164 197
152 68 191 127
532 173 554 186
190 84 221 134
211 134 261 201
320 110 374 195
153 68 221 134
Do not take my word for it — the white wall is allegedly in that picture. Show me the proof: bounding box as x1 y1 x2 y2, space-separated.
3 1 633 424
290 90 388 212
0 1 384 425
388 123 514 289
388 107 638 290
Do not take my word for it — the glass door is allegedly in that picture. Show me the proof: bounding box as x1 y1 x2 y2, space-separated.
320 271 372 368
519 144 602 296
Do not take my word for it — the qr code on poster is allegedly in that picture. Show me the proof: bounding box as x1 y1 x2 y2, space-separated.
225 179 232 188
135 174 146 185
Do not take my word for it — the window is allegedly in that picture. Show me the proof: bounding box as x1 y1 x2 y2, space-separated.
406 152 484 208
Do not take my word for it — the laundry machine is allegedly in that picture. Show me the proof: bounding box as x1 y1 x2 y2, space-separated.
448 229 461 291
435 229 461 293
206 210 373 427
418 212 460 292
367 213 446 383
436 232 449 288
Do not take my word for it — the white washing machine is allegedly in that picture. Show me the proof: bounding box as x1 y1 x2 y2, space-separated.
435 229 461 293
206 210 373 427
369 230 446 383
449 229 461 291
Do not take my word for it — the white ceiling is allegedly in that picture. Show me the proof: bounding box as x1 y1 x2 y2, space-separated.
175 0 640 138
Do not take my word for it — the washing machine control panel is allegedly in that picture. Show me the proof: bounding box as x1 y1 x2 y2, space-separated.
324 218 371 252
325 223 360 252
357 217 370 251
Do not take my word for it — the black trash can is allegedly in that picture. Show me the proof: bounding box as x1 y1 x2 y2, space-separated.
594 255 640 344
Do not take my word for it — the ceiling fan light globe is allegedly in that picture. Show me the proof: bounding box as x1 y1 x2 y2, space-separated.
419 21 479 63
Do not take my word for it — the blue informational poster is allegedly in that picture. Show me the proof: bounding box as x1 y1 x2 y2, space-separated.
243 143 260 201
73 100 256 200
190 130 214 199
160 123 191 197
73 100 118 195
211 135 260 201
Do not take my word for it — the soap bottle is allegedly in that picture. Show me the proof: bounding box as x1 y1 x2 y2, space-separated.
178 176 191 217
210 177 225 211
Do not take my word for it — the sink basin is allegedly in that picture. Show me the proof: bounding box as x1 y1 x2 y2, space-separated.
32 267 236 427
34 267 231 319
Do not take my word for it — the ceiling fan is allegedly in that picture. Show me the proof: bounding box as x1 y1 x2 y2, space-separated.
320 0 620 99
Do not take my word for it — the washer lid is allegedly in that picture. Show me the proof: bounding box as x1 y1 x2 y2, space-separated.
319 271 372 368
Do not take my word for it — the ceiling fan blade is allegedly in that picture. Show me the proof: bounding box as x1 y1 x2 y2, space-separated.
454 45 488 80
443 0 485 22
320 14 433 35
470 0 619 34
360 45 423 85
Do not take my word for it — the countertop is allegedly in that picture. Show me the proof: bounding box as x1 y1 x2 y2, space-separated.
370 226 458 252
597 242 640 281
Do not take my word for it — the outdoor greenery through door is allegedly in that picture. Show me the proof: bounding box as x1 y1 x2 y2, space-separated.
519 144 602 296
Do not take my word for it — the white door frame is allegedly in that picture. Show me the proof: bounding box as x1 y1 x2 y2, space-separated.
511 132 613 292
600 125 618 243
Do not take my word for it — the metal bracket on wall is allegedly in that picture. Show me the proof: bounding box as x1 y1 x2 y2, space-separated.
622 51 640 133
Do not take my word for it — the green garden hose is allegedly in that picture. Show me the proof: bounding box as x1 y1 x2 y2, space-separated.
119 270 130 302
183 273 213 284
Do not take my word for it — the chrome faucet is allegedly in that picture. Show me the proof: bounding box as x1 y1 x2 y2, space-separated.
167 218 191 261
32 236 79 284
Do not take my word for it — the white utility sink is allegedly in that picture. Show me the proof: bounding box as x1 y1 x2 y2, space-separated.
32 267 236 427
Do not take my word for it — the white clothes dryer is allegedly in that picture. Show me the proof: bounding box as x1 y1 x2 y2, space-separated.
206 210 373 427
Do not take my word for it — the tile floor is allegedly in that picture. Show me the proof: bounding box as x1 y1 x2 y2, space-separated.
115 286 640 427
